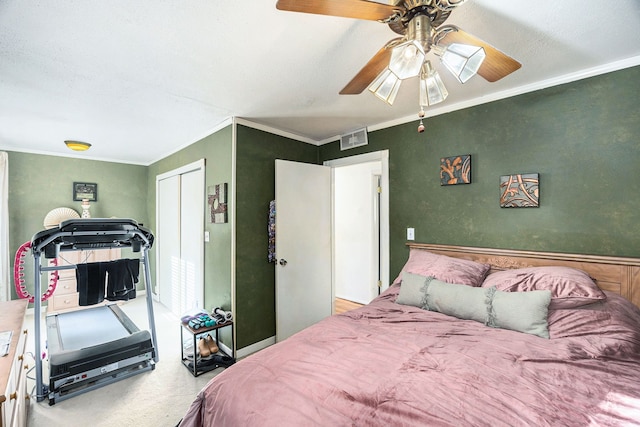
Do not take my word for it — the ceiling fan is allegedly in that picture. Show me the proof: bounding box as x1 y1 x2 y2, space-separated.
276 0 521 130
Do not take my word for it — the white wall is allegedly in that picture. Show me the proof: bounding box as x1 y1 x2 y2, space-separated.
334 161 381 304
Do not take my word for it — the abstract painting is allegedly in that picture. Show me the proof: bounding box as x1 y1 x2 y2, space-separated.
500 173 539 208
440 155 471 185
208 183 228 223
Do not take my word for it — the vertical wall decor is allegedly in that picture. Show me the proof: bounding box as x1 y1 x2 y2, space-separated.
268 200 276 263
500 173 540 208
208 183 228 223
440 155 471 185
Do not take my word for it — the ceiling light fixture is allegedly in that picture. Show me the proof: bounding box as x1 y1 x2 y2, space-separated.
389 40 426 80
366 17 486 133
417 61 449 133
419 61 448 108
278 0 522 133
368 68 402 105
64 140 91 151
435 43 486 83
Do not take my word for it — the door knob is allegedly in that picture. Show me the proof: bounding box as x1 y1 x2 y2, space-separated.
279 259 288 266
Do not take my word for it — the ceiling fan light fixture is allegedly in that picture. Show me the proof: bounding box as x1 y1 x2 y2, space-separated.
419 61 448 107
439 43 486 83
368 68 402 105
64 140 92 151
389 40 426 80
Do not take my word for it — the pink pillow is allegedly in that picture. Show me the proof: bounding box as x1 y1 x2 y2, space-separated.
393 248 490 287
481 266 606 309
547 291 640 355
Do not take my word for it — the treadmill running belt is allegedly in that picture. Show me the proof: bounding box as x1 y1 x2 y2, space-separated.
55 306 130 350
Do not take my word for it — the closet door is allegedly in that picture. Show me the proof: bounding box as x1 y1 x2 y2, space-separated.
157 175 181 313
156 160 204 316
179 169 204 313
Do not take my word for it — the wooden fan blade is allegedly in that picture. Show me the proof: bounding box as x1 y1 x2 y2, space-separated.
440 28 521 82
340 38 403 94
276 0 401 22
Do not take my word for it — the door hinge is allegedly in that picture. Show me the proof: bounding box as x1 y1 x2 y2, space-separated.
377 186 382 193
377 280 382 288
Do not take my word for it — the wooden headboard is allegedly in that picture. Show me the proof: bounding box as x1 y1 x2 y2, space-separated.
408 243 640 309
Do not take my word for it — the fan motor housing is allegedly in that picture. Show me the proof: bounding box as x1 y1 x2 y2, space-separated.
389 1 451 36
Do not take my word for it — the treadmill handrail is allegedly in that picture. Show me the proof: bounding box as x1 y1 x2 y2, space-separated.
31 218 154 257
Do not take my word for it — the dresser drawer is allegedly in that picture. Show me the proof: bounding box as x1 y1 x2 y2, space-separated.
49 293 80 312
53 278 77 296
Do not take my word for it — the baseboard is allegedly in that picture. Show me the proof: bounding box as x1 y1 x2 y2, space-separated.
236 336 275 359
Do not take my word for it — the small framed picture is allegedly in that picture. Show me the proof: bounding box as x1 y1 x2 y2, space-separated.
208 183 228 223
499 173 539 208
73 182 98 201
440 154 471 185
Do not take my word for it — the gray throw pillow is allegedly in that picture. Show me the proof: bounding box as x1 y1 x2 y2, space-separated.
424 279 488 324
396 276 552 339
395 272 429 308
487 287 552 339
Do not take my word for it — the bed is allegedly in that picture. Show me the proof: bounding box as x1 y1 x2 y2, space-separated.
179 243 640 426
30 218 158 405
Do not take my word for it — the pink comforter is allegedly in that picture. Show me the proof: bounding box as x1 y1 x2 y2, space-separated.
180 287 640 426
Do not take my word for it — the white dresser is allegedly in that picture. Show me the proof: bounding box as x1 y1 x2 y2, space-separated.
0 300 29 427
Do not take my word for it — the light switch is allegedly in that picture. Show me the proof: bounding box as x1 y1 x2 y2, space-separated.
407 228 415 241
204 231 210 242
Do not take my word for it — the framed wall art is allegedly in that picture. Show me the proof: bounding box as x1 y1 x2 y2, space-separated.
440 154 471 185
73 182 98 201
208 183 228 223
499 173 539 208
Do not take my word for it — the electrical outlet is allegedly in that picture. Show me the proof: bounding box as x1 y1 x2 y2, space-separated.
407 228 415 241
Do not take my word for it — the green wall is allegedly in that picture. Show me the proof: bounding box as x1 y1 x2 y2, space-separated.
320 66 640 280
146 125 234 315
235 125 319 348
7 152 148 299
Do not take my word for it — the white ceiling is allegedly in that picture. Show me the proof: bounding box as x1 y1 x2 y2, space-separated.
1 0 639 165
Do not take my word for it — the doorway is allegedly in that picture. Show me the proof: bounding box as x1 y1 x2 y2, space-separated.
274 151 389 341
325 150 390 311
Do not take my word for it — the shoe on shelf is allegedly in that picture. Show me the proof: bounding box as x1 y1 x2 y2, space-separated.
198 338 211 357
204 334 219 354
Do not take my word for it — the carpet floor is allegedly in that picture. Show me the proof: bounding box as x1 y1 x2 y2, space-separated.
25 296 222 427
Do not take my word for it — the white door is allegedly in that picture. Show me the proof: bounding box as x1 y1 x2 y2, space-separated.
275 159 332 342
179 169 205 313
157 175 180 311
156 160 205 316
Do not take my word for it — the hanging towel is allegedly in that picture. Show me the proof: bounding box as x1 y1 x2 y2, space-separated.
105 259 139 301
76 262 107 305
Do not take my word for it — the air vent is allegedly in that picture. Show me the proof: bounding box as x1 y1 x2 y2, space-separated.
340 128 368 151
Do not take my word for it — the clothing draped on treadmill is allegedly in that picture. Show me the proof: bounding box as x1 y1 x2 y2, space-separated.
76 259 140 305
76 262 107 305
106 258 139 301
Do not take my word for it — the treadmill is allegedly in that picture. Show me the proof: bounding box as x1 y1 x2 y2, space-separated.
30 218 159 405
